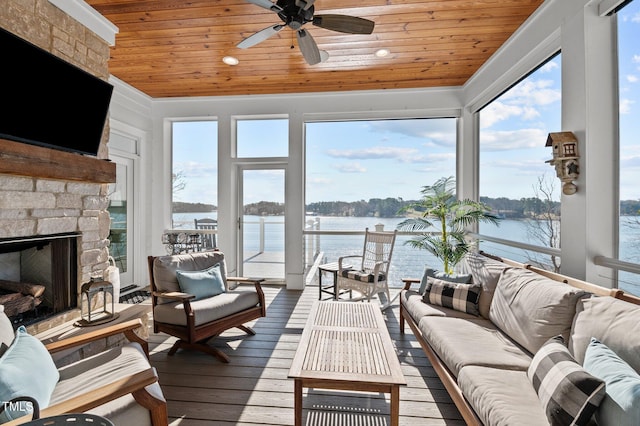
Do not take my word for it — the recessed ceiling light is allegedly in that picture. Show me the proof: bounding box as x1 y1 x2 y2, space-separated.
223 56 239 65
375 49 390 58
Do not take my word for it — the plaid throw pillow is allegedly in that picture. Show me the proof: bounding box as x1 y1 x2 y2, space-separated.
422 277 481 316
528 335 606 426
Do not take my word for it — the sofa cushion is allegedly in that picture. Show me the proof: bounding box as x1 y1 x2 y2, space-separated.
417 267 471 295
423 277 481 316
418 315 532 376
176 263 225 300
489 267 589 354
458 252 510 319
569 296 640 372
528 335 605 426
153 289 260 326
458 365 549 426
583 337 640 426
0 326 60 422
152 251 227 296
401 290 479 322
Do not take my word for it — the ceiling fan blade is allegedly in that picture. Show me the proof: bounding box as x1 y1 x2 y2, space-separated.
246 0 283 13
313 14 375 34
295 0 316 11
296 29 321 65
237 24 284 49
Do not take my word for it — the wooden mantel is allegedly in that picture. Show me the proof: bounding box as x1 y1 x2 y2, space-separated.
0 137 116 183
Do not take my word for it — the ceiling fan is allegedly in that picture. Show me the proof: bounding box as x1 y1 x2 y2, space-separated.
237 0 375 65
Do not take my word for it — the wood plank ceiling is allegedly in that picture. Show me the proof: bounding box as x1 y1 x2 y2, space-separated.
85 0 545 98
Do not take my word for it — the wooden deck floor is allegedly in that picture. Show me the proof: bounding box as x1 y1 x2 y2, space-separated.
148 285 465 426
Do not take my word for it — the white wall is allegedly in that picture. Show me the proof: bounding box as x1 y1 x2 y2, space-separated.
149 89 462 289
462 0 619 286
109 0 623 289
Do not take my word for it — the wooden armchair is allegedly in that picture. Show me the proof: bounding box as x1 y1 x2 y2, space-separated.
148 250 266 362
0 305 168 426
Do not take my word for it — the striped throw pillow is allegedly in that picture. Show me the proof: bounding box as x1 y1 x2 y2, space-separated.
528 335 606 426
422 277 481 316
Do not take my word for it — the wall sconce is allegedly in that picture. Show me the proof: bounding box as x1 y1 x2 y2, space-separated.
545 131 580 195
75 278 119 327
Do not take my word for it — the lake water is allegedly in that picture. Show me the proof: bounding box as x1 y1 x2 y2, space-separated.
172 212 640 295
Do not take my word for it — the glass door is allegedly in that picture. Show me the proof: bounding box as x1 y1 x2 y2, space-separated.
107 155 134 287
238 167 285 283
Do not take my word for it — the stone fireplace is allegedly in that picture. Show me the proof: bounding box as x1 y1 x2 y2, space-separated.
0 2 116 330
0 233 78 323
0 174 113 330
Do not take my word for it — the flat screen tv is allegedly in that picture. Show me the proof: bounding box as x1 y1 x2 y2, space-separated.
0 27 113 157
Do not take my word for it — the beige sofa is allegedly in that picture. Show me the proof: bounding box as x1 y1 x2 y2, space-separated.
399 252 640 426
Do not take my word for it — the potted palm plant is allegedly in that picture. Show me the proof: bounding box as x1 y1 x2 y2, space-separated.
396 176 500 275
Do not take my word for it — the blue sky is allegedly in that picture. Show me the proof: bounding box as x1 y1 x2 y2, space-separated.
619 0 640 201
173 1 640 205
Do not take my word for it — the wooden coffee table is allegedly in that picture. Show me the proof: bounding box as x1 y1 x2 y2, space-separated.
288 301 406 425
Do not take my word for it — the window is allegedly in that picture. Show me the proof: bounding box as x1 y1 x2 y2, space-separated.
305 118 457 281
236 118 288 157
478 54 562 271
617 0 640 295
171 121 218 229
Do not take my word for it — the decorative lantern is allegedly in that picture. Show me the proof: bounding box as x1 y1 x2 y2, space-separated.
545 132 580 195
76 278 119 327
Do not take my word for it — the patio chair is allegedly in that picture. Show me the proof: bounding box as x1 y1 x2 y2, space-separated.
337 228 397 310
194 218 217 250
0 305 168 426
147 250 265 362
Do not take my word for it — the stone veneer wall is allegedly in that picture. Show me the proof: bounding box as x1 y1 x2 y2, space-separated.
0 0 113 287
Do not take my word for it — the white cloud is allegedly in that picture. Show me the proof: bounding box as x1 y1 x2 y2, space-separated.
505 79 561 107
480 128 548 151
480 101 524 128
633 54 640 64
620 98 635 114
335 163 367 173
539 61 559 73
308 176 333 185
174 161 216 178
326 146 422 163
632 12 640 23
480 79 560 129
621 155 640 169
628 74 639 83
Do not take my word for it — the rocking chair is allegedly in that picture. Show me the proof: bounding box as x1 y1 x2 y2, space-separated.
337 228 397 310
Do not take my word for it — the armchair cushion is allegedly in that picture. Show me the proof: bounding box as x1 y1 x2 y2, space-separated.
0 306 13 356
152 251 227 296
340 269 386 283
153 290 260 327
0 326 59 422
176 263 225 300
52 342 164 426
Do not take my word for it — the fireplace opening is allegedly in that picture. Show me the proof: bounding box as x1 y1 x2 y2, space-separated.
0 233 78 327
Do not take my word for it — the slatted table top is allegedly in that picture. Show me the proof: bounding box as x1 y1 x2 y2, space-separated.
288 301 406 386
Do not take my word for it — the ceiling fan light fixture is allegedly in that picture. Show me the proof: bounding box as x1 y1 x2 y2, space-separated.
223 56 239 65
375 48 390 58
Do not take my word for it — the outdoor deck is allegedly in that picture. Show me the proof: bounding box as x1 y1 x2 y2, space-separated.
148 284 465 425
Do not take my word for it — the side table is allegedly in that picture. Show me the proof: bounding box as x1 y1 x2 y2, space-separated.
318 262 351 300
